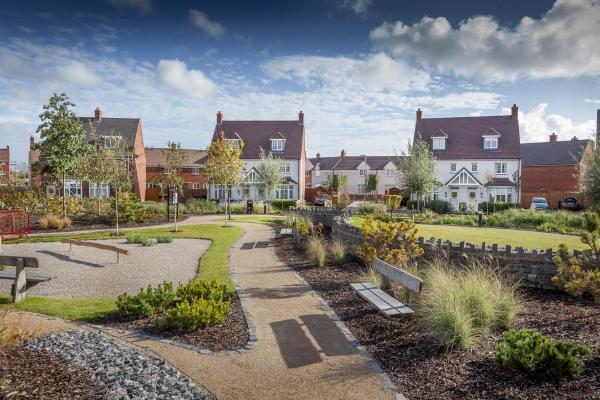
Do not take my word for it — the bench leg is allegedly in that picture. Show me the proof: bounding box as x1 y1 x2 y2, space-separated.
11 258 26 303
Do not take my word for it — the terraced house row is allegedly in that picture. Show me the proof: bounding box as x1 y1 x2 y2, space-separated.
22 107 599 208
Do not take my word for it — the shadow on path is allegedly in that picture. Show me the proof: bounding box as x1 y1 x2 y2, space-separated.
243 284 308 300
37 250 105 268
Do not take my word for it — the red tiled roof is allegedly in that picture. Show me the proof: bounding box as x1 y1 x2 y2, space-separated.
212 120 304 160
145 147 208 167
414 115 521 160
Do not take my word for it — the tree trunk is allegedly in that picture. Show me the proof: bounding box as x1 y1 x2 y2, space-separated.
62 172 67 219
115 188 120 235
224 185 228 227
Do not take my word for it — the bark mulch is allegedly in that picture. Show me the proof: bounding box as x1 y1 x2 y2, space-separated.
0 346 106 399
274 235 600 400
93 293 249 352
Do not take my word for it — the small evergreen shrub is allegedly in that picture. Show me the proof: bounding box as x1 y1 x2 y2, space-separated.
156 236 173 244
425 200 453 214
115 294 154 319
356 203 386 215
495 328 591 378
307 236 327 267
329 240 346 264
157 298 230 331
176 279 232 303
478 202 519 212
141 237 154 246
269 199 297 211
126 234 145 244
185 199 217 214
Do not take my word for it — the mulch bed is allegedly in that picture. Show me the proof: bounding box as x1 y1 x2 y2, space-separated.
93 293 249 352
29 215 189 235
274 234 600 400
0 346 106 399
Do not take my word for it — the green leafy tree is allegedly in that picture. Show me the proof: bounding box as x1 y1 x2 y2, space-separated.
151 141 187 197
106 137 133 235
396 138 439 210
327 174 348 193
484 172 497 213
365 173 379 199
205 132 244 226
512 170 521 206
582 146 600 208
256 148 284 212
34 93 90 218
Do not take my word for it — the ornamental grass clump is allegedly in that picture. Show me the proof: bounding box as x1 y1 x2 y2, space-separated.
495 328 591 379
307 235 327 267
329 240 346 264
416 259 521 351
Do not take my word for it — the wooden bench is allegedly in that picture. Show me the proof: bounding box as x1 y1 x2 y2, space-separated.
0 255 49 303
61 239 130 263
351 258 423 318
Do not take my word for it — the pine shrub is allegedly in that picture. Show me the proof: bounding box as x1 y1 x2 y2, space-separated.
495 328 591 378
157 298 230 331
156 236 173 244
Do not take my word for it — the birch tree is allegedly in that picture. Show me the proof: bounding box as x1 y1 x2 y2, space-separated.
396 138 439 210
256 148 284 212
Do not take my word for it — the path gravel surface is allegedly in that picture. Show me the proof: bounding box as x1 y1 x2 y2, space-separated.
0 239 209 297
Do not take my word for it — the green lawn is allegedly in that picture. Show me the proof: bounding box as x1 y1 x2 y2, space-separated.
350 216 586 250
1 224 243 320
228 214 285 225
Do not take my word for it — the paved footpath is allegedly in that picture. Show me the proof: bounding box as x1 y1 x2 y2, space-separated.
11 217 396 400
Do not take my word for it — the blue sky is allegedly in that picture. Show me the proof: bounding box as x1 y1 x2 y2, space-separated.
1 0 599 165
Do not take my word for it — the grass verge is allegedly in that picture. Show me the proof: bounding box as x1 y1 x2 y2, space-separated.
1 224 243 320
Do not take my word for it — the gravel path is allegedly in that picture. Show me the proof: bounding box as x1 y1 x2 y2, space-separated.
0 239 209 297
27 329 211 400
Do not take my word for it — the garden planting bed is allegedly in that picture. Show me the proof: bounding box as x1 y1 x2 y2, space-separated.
274 234 600 400
94 293 249 352
29 215 188 235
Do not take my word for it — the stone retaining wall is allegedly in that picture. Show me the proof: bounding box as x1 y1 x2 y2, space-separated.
291 207 559 290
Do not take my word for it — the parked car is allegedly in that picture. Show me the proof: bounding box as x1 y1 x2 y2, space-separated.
558 197 583 211
314 194 332 207
530 197 549 210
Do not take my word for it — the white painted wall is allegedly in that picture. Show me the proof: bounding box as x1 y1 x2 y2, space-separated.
308 161 401 196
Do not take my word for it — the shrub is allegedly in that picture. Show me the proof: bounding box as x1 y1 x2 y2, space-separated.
329 240 346 264
478 202 519 212
417 260 520 351
176 279 232 303
354 215 423 267
495 328 591 378
46 215 60 228
185 198 217 214
141 237 154 246
0 310 37 348
61 217 72 229
360 267 381 288
307 236 327 267
126 234 145 244
425 200 453 214
115 293 154 319
157 298 230 332
356 203 386 215
156 236 173 244
268 199 297 212
38 217 49 229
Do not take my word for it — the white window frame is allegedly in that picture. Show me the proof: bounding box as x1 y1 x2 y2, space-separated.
226 139 241 147
357 183 366 194
432 137 446 150
66 179 82 198
280 162 291 175
271 139 285 152
471 162 478 172
164 166 171 175
359 169 368 177
450 163 457 172
89 182 110 199
192 183 201 190
494 162 507 175
147 182 154 189
46 184 56 197
315 169 320 177
386 169 395 177
192 167 200 175
275 184 294 199
484 137 499 150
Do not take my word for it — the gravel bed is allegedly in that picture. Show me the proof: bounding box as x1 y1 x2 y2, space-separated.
27 329 212 400
274 234 600 400
0 239 209 298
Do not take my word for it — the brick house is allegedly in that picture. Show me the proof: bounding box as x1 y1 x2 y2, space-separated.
0 146 9 184
208 111 306 202
415 105 522 211
29 107 147 200
307 151 400 197
145 147 208 202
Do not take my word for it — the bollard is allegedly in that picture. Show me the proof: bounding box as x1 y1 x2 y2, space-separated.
478 210 483 227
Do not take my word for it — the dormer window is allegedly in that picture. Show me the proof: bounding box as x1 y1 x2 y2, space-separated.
483 137 498 150
271 139 285 152
226 138 241 147
102 136 120 148
432 137 446 150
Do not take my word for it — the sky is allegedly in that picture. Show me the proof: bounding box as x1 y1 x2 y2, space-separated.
1 0 599 165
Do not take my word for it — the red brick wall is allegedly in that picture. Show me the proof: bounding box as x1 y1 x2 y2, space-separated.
521 165 580 192
0 147 9 182
146 166 207 201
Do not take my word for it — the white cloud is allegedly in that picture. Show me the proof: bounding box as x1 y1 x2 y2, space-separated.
55 61 101 86
371 0 600 82
106 0 152 13
342 0 373 15
518 103 596 143
262 53 432 93
156 59 215 98
585 98 600 105
189 10 225 39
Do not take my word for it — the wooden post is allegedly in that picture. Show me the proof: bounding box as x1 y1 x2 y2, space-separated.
481 242 486 254
12 257 26 303
505 244 512 256
492 244 499 257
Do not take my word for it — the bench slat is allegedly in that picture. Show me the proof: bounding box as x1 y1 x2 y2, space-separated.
373 259 423 294
351 283 414 318
0 271 51 282
0 255 39 268
61 239 130 255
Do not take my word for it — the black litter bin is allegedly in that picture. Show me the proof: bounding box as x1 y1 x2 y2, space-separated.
246 200 254 214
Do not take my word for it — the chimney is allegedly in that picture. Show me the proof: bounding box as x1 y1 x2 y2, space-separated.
316 152 321 160
416 108 422 122
572 136 578 141
30 135 35 147
549 133 557 143
217 111 223 125
341 149 346 158
511 104 518 118
94 107 102 121
298 111 304 125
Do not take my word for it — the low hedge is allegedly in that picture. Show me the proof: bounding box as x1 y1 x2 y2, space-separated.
478 202 520 212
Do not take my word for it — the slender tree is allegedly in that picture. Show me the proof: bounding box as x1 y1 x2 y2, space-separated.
512 170 521 206
327 174 348 193
205 132 244 226
365 173 379 199
34 93 89 218
395 138 439 210
106 137 133 235
583 145 600 208
256 148 284 212
151 141 187 198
